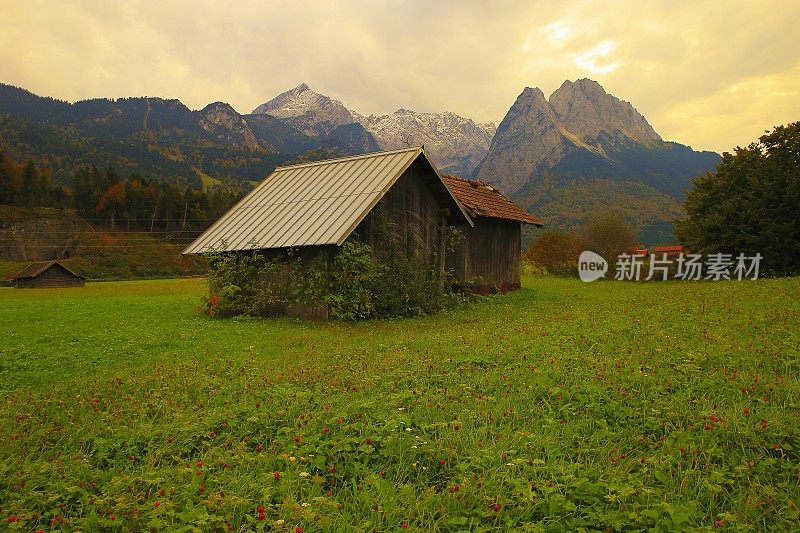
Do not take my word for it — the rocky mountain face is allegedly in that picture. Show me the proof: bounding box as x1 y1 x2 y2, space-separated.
474 79 720 243
251 84 494 177
476 79 718 198
197 102 263 150
355 110 495 177
252 83 358 137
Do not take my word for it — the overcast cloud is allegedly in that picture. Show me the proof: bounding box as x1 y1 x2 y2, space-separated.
1 0 798 152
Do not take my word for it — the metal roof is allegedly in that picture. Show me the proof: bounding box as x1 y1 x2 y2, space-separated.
183 147 472 254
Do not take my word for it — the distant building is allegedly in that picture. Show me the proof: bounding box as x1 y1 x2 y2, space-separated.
653 245 684 257
627 248 650 258
443 175 543 293
8 260 85 288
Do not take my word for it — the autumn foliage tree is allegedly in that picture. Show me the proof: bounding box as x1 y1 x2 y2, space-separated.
675 122 800 275
523 230 582 276
0 151 246 234
581 213 637 267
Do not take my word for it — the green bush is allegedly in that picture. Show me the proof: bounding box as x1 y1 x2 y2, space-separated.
204 240 468 320
328 241 382 320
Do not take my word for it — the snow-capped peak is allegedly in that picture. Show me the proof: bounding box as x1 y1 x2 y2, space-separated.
252 84 497 176
251 84 358 137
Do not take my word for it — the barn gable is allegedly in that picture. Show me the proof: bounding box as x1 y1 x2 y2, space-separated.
183 147 472 255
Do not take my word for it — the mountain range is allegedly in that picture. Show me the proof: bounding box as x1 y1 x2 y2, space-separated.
0 80 720 243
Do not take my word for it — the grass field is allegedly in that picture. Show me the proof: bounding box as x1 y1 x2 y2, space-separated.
1 277 798 531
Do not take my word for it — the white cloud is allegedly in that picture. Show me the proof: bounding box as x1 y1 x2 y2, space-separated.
574 41 622 75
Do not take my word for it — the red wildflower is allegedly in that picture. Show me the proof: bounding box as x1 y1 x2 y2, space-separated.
379 470 385 478
166 437 173 443
402 523 409 529
328 466 337 473
439 459 445 465
36 530 45 533
110 514 117 521
7 515 22 523
491 503 501 512
209 294 220 306
274 471 281 481
743 408 750 415
198 485 205 493
257 505 265 513
773 443 780 450
294 435 301 443
153 502 161 508
257 512 266 521
296 528 303 533
715 519 724 527
322 427 330 434
704 425 712 431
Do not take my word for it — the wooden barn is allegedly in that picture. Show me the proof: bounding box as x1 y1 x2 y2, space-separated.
443 175 543 293
183 147 473 317
8 260 85 288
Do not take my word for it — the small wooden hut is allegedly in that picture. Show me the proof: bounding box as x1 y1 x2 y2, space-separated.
183 147 473 318
443 175 543 293
8 260 85 288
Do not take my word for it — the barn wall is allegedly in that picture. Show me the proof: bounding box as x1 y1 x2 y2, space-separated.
447 218 522 293
354 158 448 265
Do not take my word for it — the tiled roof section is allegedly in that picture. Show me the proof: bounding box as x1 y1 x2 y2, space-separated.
183 147 472 254
7 260 84 280
441 175 543 226
654 245 684 253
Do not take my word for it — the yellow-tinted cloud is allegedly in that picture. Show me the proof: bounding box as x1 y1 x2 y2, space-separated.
0 0 798 153
574 41 622 75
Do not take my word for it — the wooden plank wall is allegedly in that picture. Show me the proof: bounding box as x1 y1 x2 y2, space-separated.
447 218 522 292
355 159 446 264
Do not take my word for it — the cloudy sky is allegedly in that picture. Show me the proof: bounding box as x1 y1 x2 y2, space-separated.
2 0 798 153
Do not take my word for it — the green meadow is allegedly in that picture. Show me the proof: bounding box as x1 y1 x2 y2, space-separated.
0 277 798 531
